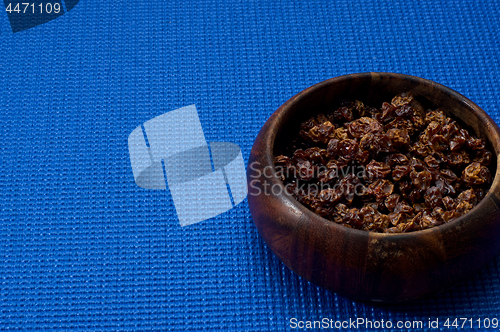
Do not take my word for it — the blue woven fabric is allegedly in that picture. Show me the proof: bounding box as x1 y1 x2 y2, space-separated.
1 0 500 330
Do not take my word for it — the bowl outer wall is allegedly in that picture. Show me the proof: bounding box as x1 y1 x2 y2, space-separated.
247 72 500 302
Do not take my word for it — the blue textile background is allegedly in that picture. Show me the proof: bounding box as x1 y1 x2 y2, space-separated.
1 0 500 330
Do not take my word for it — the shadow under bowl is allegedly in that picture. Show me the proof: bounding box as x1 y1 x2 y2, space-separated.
247 72 500 302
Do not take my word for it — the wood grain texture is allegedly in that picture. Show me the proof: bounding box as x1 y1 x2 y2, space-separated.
247 73 500 302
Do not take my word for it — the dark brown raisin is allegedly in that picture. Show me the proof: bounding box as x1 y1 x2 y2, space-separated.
392 165 412 181
296 160 314 181
474 149 492 165
326 139 340 158
385 153 409 166
462 162 491 185
365 160 392 180
337 139 359 162
347 117 383 138
424 155 440 168
308 121 336 144
410 170 432 190
385 193 401 210
391 92 414 107
425 109 446 124
424 186 443 209
318 188 342 204
276 93 493 233
333 106 354 122
386 128 410 148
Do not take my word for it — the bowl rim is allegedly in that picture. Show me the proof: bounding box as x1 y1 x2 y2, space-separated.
260 72 500 238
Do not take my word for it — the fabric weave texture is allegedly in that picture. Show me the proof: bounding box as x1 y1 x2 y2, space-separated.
1 0 500 330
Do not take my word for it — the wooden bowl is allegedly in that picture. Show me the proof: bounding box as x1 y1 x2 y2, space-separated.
247 73 500 302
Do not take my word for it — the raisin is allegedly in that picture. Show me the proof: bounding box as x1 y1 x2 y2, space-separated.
408 188 425 204
386 128 410 148
343 208 363 228
326 139 340 158
440 169 458 182
431 207 445 225
450 135 466 151
391 92 414 107
304 147 327 164
292 149 309 163
401 221 420 232
365 160 392 180
386 117 416 136
462 162 491 185
385 194 401 211
424 155 440 168
333 106 354 122
442 196 456 211
381 102 397 123
398 178 413 196
300 118 317 131
425 109 446 124
392 165 412 181
355 150 370 164
308 121 336 144
338 139 359 162
410 170 432 190
442 211 461 223
388 212 405 226
318 169 338 183
474 187 487 201
339 174 362 205
360 132 388 156
474 149 492 165
435 178 456 196
335 127 349 140
316 113 330 124
440 121 459 139
456 189 477 206
431 151 448 164
424 186 443 209
411 142 432 158
455 201 473 214
447 151 470 167
296 160 314 181
420 213 440 229
318 188 342 204
395 104 414 117
359 205 380 225
420 121 442 143
347 117 383 138
430 135 448 151
274 155 292 180
385 153 409 166
365 214 391 232
275 155 291 166
369 179 395 201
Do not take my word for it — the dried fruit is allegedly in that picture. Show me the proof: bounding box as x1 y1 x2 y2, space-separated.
337 139 359 162
462 162 490 185
365 160 392 180
386 128 410 148
275 92 493 233
347 117 383 138
391 92 414 107
308 121 336 144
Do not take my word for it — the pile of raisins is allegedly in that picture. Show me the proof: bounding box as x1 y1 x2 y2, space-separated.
274 93 493 233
